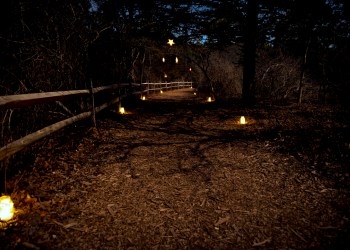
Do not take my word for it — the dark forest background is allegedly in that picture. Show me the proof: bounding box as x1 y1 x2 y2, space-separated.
1 0 349 146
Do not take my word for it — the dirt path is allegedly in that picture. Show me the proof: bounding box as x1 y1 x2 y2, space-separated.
1 89 349 249
146 87 197 101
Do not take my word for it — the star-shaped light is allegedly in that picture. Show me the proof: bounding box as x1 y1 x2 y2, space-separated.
167 39 175 46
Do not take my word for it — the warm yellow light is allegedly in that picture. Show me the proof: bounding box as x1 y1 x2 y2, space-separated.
119 107 125 114
167 39 175 46
160 90 163 94
164 73 167 78
141 96 146 101
240 116 246 124
175 57 179 64
208 97 212 102
194 92 197 95
162 57 165 63
0 196 15 221
189 67 192 71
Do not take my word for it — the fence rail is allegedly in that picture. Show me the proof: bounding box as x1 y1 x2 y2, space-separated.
0 81 192 161
141 82 192 94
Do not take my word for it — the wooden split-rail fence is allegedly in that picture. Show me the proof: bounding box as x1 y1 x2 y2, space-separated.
0 81 192 161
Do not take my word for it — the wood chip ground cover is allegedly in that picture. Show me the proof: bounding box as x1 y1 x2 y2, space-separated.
1 89 349 249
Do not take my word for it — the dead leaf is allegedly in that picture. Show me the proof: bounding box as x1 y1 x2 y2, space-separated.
22 242 40 249
215 216 230 226
64 222 78 229
25 194 37 204
107 204 116 217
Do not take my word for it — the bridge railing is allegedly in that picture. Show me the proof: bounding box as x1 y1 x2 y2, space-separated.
141 82 192 94
0 81 192 161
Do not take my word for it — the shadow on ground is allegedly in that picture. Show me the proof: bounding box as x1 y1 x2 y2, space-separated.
1 91 350 249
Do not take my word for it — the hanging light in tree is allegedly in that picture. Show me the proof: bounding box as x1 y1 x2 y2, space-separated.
167 39 175 46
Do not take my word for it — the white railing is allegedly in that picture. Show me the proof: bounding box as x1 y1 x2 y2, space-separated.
141 81 192 94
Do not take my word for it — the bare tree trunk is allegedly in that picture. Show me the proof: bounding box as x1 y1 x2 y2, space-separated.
90 80 96 127
242 0 258 106
140 51 146 83
298 40 310 104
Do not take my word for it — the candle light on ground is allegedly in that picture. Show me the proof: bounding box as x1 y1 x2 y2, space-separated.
119 107 125 114
240 116 247 124
0 195 15 221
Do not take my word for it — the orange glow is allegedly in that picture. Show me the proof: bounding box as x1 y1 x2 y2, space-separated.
141 96 146 101
119 107 125 114
160 90 163 94
0 196 14 221
240 116 246 124
207 97 212 102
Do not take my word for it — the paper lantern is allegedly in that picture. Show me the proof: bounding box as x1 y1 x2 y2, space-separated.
240 116 246 124
0 196 14 221
119 107 125 114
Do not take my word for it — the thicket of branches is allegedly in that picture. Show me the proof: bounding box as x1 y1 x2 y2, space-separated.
256 49 306 104
1 0 349 98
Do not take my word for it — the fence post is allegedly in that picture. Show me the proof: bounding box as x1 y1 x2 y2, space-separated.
90 80 97 127
118 87 121 110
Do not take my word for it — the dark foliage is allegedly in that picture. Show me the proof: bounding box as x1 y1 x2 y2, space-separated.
0 0 349 103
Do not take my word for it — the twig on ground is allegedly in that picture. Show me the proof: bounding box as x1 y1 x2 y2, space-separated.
252 237 272 247
289 227 307 242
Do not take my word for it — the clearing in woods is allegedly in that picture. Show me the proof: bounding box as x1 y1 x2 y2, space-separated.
1 88 350 249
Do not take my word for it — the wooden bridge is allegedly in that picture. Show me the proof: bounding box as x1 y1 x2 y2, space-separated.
0 83 349 249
